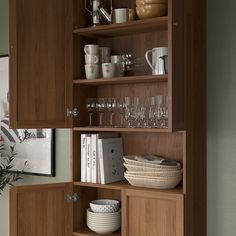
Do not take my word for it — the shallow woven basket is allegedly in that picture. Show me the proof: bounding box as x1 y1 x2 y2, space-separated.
123 156 181 170
126 169 183 178
125 174 182 189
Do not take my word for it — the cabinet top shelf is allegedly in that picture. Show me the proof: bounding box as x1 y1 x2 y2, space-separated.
73 16 168 38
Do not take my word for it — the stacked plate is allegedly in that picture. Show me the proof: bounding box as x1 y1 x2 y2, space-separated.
124 155 183 189
87 199 120 234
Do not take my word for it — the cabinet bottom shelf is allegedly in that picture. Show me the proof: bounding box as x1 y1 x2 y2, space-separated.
73 228 121 236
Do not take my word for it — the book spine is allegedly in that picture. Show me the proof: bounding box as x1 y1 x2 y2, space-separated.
91 134 97 183
98 139 105 184
86 134 92 182
80 134 87 182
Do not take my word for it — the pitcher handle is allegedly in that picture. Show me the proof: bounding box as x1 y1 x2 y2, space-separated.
145 50 155 71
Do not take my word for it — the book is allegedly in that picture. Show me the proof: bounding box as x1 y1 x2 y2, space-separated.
91 133 98 183
86 134 92 182
98 137 124 184
80 134 87 182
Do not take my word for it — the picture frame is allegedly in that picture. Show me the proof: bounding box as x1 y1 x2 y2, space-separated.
0 55 55 176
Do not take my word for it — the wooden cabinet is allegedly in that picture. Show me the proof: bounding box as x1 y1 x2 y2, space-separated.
9 0 205 235
10 183 73 236
9 0 73 128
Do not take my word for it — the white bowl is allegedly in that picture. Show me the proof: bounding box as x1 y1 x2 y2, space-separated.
87 208 121 234
90 199 119 213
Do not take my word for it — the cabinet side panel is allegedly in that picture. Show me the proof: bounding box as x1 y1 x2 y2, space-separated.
184 0 206 235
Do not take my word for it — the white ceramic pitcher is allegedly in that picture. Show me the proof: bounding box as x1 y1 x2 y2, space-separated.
145 47 168 75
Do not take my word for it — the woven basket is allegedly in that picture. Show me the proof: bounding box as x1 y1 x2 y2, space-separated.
126 169 182 178
124 173 182 189
123 156 181 170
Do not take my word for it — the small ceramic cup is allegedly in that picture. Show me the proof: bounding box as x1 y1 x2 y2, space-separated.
102 63 115 78
85 54 99 64
84 44 99 55
85 64 99 79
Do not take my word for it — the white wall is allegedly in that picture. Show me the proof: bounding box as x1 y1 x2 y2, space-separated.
207 0 236 235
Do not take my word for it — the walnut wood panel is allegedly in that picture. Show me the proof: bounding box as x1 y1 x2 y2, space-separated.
98 31 168 76
168 0 185 131
10 183 73 236
184 0 206 235
9 0 73 128
124 189 184 236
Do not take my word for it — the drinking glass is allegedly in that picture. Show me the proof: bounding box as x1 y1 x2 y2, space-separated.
106 98 117 127
160 96 168 128
96 98 106 127
86 98 96 127
116 98 125 127
124 97 134 128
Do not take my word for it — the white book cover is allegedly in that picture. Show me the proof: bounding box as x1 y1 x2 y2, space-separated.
98 137 124 184
81 134 87 182
86 134 92 182
91 133 98 183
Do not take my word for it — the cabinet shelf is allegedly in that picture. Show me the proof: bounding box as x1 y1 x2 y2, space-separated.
73 228 120 236
74 181 183 195
74 75 168 86
73 127 170 133
73 16 168 38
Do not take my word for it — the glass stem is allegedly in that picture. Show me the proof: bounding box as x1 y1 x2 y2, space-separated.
89 113 93 127
99 113 104 127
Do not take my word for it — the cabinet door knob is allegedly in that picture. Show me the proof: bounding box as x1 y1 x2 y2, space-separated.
67 108 79 117
66 193 80 202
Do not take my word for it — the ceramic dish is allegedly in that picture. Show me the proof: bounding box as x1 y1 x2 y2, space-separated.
90 199 119 213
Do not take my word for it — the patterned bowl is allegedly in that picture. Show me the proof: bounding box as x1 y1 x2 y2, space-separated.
90 199 120 213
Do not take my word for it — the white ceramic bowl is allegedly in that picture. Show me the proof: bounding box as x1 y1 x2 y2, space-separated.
87 208 121 234
90 199 120 213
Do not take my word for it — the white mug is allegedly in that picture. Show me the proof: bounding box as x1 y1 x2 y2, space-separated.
102 63 115 78
85 54 99 64
84 44 99 55
145 47 168 75
111 55 125 77
99 47 111 63
85 64 99 79
112 8 128 23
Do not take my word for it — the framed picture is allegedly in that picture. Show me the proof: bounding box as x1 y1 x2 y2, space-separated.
0 55 55 176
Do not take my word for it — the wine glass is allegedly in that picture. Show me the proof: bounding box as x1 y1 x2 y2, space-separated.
86 98 96 127
96 98 106 127
116 98 125 127
106 98 117 127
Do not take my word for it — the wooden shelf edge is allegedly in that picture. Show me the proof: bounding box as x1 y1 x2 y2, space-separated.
73 127 170 133
73 75 168 86
73 228 121 236
73 181 183 195
73 16 168 37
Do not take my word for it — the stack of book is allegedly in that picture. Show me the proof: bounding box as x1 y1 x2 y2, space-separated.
81 133 124 184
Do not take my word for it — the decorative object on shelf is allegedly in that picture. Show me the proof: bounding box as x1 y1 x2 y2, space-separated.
0 56 55 176
90 199 119 213
0 144 27 195
85 0 113 26
128 8 136 21
145 47 168 75
87 207 121 234
124 155 182 189
136 0 168 19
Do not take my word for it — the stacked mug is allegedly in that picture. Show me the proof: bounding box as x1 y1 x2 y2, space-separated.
84 44 100 79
